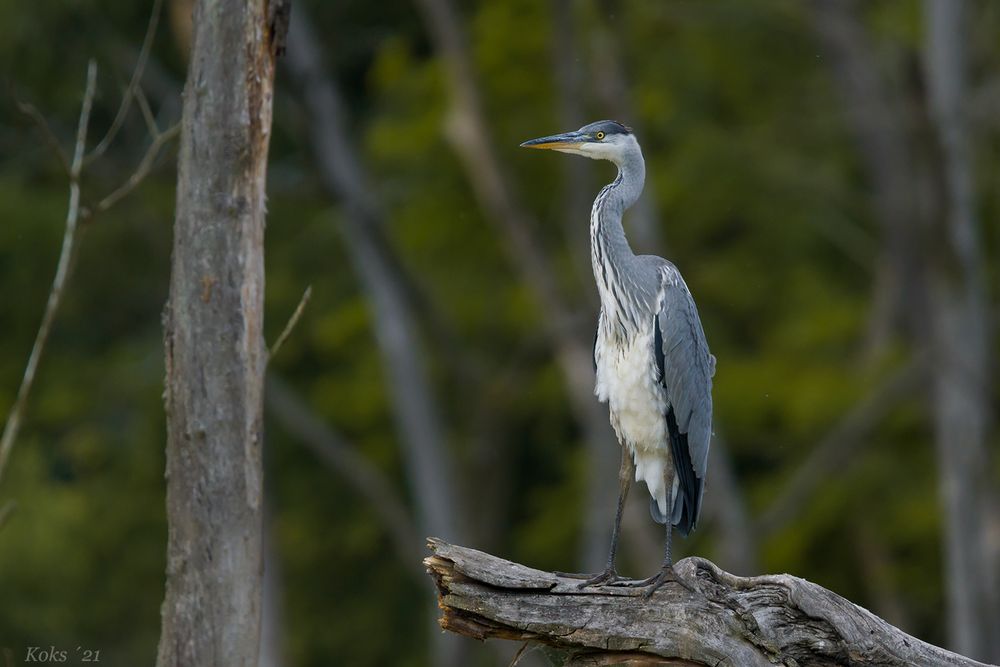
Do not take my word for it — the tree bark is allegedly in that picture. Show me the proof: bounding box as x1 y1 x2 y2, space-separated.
157 1 280 665
425 539 994 667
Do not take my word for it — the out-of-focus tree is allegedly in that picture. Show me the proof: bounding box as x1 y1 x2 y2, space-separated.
283 9 468 666
921 0 998 659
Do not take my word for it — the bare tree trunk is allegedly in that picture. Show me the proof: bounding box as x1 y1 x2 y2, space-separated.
412 0 620 573
922 1 998 660
157 1 280 665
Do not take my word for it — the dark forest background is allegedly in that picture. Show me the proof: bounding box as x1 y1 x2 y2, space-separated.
1 1 998 665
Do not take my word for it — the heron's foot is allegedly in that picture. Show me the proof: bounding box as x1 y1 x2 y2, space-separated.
555 567 627 589
621 564 695 599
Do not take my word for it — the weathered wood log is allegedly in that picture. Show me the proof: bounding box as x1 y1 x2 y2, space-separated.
424 538 994 667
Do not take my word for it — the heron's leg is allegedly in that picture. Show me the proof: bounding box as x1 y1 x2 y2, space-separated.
621 466 694 597
557 446 633 586
623 522 694 598
578 446 634 587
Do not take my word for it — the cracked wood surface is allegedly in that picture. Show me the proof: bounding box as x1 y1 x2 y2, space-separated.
424 539 994 666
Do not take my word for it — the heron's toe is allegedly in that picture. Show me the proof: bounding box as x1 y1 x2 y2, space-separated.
577 568 625 589
638 564 695 599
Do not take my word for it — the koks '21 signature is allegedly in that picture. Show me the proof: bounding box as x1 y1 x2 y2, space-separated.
23 646 101 663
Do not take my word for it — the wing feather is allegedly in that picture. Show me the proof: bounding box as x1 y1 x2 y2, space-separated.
654 264 714 534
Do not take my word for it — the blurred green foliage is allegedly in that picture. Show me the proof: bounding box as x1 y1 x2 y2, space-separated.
1 1 998 665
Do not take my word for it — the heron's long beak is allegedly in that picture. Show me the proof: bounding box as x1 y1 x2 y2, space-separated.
520 131 588 150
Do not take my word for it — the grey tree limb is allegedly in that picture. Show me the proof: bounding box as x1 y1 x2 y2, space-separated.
83 0 163 166
0 61 97 489
425 539 994 667
268 285 312 359
1 6 181 497
84 121 180 220
157 0 278 664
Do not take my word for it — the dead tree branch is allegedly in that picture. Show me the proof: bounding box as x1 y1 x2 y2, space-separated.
84 0 163 166
0 60 97 488
83 121 180 221
425 539 993 667
268 285 312 359
0 2 180 494
13 96 70 174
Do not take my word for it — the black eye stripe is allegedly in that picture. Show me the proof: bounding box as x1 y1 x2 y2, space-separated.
579 120 633 137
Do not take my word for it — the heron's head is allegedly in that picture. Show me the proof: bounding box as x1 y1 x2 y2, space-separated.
520 120 637 164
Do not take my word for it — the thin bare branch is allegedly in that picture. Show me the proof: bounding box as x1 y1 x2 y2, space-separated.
0 60 97 487
269 285 312 358
12 96 70 175
84 122 180 220
134 85 160 137
84 0 163 166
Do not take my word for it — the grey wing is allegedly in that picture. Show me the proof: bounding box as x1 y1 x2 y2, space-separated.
653 264 714 534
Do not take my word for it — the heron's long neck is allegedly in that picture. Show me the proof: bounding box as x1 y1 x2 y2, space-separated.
591 150 645 331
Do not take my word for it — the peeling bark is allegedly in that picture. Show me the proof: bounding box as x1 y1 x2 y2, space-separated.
425 539 993 667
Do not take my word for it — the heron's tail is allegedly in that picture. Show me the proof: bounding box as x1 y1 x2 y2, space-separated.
649 497 667 524
649 491 698 535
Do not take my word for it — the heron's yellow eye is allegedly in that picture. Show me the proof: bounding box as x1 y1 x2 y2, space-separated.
596 131 605 140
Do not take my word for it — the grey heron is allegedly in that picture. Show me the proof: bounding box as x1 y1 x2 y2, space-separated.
522 120 715 595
